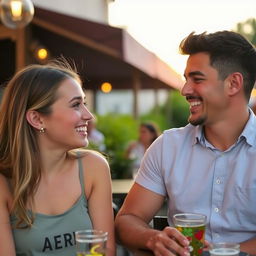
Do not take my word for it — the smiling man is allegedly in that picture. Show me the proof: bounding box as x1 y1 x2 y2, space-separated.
115 31 256 256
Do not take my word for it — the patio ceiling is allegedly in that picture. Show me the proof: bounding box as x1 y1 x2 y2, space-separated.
31 7 183 91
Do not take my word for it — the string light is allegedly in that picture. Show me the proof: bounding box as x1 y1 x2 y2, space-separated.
101 82 112 93
0 0 34 29
36 47 48 60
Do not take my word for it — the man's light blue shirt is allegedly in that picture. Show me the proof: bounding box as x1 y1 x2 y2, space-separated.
136 109 256 243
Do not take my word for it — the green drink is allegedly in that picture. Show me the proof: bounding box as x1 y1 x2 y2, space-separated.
173 213 207 256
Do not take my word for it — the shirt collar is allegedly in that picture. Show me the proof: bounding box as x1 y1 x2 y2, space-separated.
193 125 204 146
193 108 256 147
239 108 256 147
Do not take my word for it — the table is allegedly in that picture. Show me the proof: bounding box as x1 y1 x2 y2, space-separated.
130 250 248 256
111 179 134 211
111 179 134 195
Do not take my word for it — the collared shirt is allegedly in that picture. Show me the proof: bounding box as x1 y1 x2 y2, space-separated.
136 109 256 243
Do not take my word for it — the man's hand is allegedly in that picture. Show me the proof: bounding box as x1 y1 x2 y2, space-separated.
146 226 190 256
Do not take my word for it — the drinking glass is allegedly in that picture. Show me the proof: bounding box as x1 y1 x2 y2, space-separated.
209 242 240 256
75 229 108 256
173 213 207 256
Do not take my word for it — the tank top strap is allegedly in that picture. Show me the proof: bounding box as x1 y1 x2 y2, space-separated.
77 156 86 198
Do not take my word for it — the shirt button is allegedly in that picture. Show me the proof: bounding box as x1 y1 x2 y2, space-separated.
214 207 219 212
216 179 221 184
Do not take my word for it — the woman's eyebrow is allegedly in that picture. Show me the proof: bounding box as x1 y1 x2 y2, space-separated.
68 96 83 103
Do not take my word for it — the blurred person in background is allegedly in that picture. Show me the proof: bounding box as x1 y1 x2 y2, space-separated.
0 60 115 256
125 122 160 178
87 117 106 152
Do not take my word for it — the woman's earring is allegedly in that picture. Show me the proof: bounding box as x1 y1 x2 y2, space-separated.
39 127 45 133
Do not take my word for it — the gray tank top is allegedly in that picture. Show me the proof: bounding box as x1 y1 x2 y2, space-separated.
11 157 92 256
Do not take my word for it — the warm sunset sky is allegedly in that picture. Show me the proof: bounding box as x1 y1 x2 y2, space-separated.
109 0 256 76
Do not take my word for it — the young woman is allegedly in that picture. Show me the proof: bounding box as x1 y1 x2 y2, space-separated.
0 60 115 255
126 122 160 178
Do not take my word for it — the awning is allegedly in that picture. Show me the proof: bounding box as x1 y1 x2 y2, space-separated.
31 7 184 91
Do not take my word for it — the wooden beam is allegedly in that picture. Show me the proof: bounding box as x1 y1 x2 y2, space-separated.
132 70 141 119
32 17 121 60
15 28 26 71
0 25 17 40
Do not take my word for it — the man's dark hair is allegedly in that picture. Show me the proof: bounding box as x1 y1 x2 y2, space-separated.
179 31 256 101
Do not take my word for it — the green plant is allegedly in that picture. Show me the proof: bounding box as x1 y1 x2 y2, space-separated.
140 105 169 131
94 92 189 179
166 90 189 128
96 114 138 179
141 90 189 130
234 18 256 46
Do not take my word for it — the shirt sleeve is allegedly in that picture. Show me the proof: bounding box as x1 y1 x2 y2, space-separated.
135 135 166 196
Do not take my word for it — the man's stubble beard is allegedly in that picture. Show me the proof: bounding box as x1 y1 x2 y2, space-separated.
188 114 207 126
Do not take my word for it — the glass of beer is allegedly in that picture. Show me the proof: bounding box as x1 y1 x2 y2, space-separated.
75 229 108 256
209 242 240 256
173 213 207 256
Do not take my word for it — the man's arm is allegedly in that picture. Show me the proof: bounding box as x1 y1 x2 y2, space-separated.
115 183 190 256
240 238 256 255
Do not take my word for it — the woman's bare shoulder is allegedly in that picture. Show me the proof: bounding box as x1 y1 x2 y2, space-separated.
84 150 109 168
70 149 108 165
79 151 110 180
68 149 110 176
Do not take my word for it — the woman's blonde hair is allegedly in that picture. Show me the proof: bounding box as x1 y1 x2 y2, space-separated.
0 59 81 228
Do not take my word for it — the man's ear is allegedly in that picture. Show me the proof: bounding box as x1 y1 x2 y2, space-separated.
26 110 44 130
227 72 243 96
